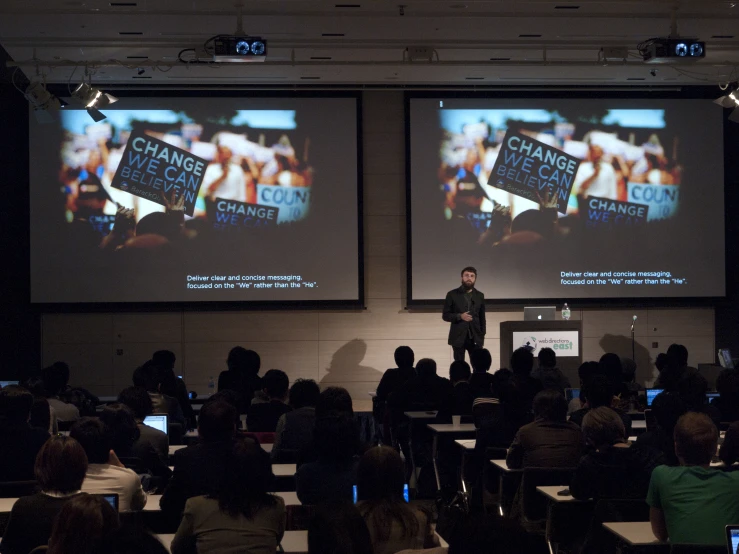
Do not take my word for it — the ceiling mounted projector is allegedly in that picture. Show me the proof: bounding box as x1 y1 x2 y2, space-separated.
641 37 706 64
212 36 267 62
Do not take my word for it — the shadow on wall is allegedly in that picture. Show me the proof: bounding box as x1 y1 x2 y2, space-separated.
320 338 384 387
599 334 655 386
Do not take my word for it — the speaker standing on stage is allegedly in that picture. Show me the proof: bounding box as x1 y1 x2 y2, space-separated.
442 266 486 362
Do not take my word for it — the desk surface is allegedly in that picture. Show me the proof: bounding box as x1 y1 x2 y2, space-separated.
603 521 662 546
273 464 297 477
168 442 273 456
489 459 522 473
405 411 438 419
427 423 476 433
146 491 300 512
537 486 588 503
633 420 646 429
455 439 476 450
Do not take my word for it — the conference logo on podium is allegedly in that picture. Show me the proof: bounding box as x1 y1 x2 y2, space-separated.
522 336 538 352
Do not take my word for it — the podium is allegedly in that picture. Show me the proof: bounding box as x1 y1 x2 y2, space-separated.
500 320 583 383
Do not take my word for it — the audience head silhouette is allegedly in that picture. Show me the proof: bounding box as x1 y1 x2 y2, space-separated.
198 400 238 443
450 360 471 384
100 403 140 454
216 439 276 518
70 417 113 464
227 347 261 376
132 360 164 393
470 348 492 374
314 412 359 464
47 493 119 554
532 389 568 422
394 346 415 369
151 350 176 371
41 362 70 397
582 406 626 449
35 435 88 494
538 348 557 369
650 391 687 433
0 385 34 423
117 386 154 421
261 369 289 401
510 347 534 377
316 386 354 418
582 375 614 409
674 412 718 466
416 358 437 378
289 379 321 409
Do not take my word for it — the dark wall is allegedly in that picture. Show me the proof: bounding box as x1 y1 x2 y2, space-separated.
0 81 39 380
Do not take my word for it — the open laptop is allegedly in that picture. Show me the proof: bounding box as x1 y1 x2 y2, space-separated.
94 493 119 512
565 388 580 403
726 525 739 554
646 388 664 406
706 391 720 403
719 349 735 369
143 414 168 435
0 380 19 389
524 306 556 321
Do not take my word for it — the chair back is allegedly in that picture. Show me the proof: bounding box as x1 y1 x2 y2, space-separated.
472 399 500 429
521 467 574 523
644 409 657 432
0 480 38 498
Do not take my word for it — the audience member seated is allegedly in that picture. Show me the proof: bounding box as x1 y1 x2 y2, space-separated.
297 413 360 505
713 368 739 423
648 412 739 545
356 446 439 554
468 348 496 399
619 356 642 409
44 493 120 554
308 503 373 554
132 361 185 426
531 348 570 393
41 364 81 423
506 389 583 469
376 346 417 405
449 360 473 416
635 391 686 466
654 343 692 391
389 358 454 423
509 347 543 413
152 350 196 429
0 385 50 481
118 386 169 463
70 417 146 511
569 375 632 435
571 407 663 500
598 353 627 397
246 369 292 433
0 436 87 554
271 379 321 463
568 361 599 415
676 371 721 426
171 440 285 554
218 347 262 415
44 361 99 417
161 400 257 518
315 386 354 418
100 403 171 482
23 376 58 434
471 370 533 476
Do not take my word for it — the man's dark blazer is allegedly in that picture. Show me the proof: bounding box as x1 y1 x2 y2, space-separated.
442 286 486 348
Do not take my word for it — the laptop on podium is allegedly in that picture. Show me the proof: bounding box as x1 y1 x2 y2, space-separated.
524 306 556 321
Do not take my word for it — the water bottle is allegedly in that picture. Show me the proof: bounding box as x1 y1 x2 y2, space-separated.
562 303 571 321
208 376 215 395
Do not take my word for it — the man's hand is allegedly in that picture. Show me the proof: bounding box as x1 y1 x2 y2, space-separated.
461 312 473 322
162 190 186 225
536 188 559 211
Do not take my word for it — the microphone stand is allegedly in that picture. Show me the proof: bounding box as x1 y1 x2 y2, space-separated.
631 319 636 365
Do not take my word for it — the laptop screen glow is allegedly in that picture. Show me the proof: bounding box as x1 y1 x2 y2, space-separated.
143 414 168 434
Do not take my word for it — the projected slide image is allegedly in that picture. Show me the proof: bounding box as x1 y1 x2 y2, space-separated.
30 96 360 303
409 98 725 300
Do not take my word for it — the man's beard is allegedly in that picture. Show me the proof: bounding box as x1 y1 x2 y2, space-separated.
462 281 474 291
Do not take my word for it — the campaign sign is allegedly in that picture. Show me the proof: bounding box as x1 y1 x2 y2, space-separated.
489 130 581 214
627 183 680 222
256 184 311 224
211 197 278 231
110 129 208 216
584 195 649 230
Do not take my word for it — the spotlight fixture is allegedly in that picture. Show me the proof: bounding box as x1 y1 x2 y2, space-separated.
24 78 62 124
70 82 118 122
714 84 739 123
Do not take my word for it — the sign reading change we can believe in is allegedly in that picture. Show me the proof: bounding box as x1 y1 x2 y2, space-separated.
512 331 580 357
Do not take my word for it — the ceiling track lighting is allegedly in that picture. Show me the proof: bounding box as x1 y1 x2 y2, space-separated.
68 75 118 122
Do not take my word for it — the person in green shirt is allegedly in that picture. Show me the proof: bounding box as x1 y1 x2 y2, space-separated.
647 412 739 545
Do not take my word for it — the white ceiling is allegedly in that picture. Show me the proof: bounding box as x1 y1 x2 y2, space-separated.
1 0 739 86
